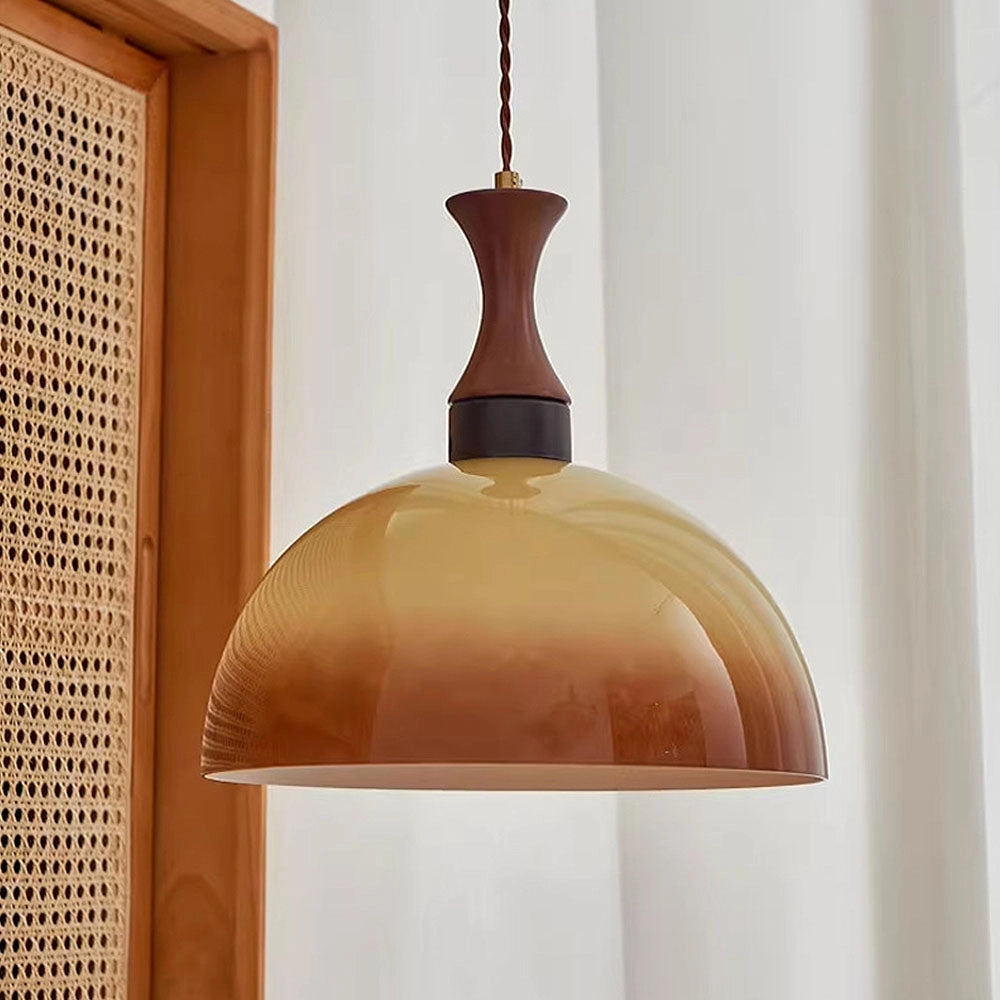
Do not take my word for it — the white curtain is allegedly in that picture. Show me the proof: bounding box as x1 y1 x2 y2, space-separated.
265 0 1000 996
598 0 998 996
957 0 1000 993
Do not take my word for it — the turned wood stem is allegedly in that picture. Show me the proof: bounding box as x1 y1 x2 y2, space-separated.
446 188 570 404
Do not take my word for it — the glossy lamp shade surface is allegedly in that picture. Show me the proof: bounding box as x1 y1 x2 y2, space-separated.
202 458 827 790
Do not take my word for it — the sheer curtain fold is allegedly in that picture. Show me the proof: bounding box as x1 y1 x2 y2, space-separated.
598 0 997 996
954 0 1000 992
865 0 989 994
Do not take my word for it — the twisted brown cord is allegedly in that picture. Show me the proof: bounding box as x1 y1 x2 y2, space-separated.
499 0 512 171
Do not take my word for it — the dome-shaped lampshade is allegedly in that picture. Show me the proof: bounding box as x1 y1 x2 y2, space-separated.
202 458 826 789
202 182 826 790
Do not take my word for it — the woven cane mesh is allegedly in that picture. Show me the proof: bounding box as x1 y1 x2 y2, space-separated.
0 26 145 1000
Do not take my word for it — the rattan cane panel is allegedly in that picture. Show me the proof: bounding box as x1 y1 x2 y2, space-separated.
0 26 145 1000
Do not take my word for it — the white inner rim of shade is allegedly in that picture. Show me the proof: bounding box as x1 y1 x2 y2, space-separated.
205 763 825 791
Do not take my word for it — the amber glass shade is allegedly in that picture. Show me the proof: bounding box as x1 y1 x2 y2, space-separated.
202 459 826 790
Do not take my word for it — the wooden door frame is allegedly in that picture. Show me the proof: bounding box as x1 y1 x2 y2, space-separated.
2 2 275 998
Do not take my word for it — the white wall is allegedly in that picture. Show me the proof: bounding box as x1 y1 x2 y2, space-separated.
267 2 619 998
236 0 274 21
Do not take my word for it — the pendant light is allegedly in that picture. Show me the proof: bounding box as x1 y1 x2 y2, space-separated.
201 0 826 791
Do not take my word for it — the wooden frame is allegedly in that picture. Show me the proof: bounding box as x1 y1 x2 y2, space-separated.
0 2 275 998
135 62 169 1000
153 45 272 1000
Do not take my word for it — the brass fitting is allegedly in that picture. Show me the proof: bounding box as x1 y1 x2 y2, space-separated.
494 170 522 189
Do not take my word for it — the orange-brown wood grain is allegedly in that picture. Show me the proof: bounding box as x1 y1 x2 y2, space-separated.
54 0 273 54
0 0 165 89
0 5 173 998
2 2 275 996
49 0 202 56
153 49 272 1000
129 66 168 1000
